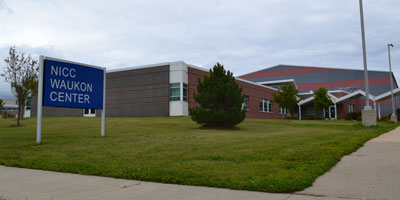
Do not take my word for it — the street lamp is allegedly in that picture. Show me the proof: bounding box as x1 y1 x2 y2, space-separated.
388 44 397 122
358 0 376 126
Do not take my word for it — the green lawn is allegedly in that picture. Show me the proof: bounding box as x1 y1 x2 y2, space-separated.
0 117 397 193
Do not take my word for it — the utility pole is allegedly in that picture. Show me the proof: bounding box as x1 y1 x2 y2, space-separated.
359 0 376 126
388 44 397 122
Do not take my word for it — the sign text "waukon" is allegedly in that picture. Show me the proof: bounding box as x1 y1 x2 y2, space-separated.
49 66 93 104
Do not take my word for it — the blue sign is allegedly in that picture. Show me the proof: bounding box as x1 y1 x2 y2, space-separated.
43 59 104 109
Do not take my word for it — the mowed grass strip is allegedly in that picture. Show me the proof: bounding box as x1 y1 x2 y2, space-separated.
0 117 397 193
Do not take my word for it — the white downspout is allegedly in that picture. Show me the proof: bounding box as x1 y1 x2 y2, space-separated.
334 102 337 120
378 102 381 119
299 104 302 120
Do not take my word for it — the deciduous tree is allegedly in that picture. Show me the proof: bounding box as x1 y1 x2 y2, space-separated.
0 99 4 113
1 47 38 126
313 87 333 114
273 83 300 119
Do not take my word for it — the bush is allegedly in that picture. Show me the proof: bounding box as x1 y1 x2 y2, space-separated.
344 112 361 120
379 115 390 121
189 63 246 128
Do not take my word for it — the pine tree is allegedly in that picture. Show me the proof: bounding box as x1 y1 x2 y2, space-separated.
189 63 246 128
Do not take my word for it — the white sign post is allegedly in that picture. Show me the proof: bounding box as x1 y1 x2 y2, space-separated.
36 56 44 144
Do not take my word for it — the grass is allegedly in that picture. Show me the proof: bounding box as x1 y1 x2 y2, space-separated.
0 117 397 193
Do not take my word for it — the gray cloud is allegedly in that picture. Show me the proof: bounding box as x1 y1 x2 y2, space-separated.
0 0 399 99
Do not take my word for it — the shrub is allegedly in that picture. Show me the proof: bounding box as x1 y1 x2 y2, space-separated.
344 112 361 120
379 115 390 121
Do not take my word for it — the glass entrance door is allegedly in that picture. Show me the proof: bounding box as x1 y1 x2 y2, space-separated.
329 106 336 119
324 106 336 119
324 108 330 119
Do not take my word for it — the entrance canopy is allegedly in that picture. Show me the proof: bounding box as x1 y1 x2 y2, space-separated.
335 90 376 104
298 93 338 106
375 88 400 102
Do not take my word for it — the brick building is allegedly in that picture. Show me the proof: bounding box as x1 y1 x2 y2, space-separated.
239 64 399 119
31 62 399 120
32 62 283 119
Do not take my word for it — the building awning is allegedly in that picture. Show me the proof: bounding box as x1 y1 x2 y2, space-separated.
298 93 338 106
335 90 376 104
375 88 400 102
256 79 298 89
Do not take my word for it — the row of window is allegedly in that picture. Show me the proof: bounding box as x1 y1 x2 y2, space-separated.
169 84 288 114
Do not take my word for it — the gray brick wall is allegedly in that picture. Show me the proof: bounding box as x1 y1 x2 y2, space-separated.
31 65 170 117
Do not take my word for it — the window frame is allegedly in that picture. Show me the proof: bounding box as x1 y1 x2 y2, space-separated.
182 83 188 102
306 106 316 115
170 83 181 101
279 106 288 114
259 98 273 113
83 108 96 117
242 95 249 111
348 104 355 113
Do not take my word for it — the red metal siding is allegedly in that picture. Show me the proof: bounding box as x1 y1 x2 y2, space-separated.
297 77 391 91
239 67 335 79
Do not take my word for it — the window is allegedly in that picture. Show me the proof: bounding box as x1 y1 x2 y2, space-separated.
242 95 249 110
183 83 188 102
170 83 181 101
170 83 188 102
306 106 316 115
83 109 96 117
260 99 263 111
348 104 355 113
268 100 273 112
263 99 268 112
259 98 273 112
279 106 288 114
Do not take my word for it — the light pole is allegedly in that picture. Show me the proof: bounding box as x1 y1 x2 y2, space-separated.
359 0 371 109
388 44 397 122
358 0 376 126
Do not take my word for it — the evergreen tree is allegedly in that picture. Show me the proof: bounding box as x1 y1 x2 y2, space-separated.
189 63 246 128
272 83 299 119
313 87 333 112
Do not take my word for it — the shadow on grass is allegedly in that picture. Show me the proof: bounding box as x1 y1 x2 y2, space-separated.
198 125 243 131
8 124 26 128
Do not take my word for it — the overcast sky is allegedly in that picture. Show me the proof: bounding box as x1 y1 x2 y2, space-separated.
0 0 399 99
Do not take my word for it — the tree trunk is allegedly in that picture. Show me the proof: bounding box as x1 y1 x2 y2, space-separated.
17 102 21 127
291 109 294 120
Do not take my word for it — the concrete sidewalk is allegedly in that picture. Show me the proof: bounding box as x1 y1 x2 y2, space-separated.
1 126 399 200
298 125 400 200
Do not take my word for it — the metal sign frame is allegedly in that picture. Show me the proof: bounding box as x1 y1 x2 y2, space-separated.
36 56 106 144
